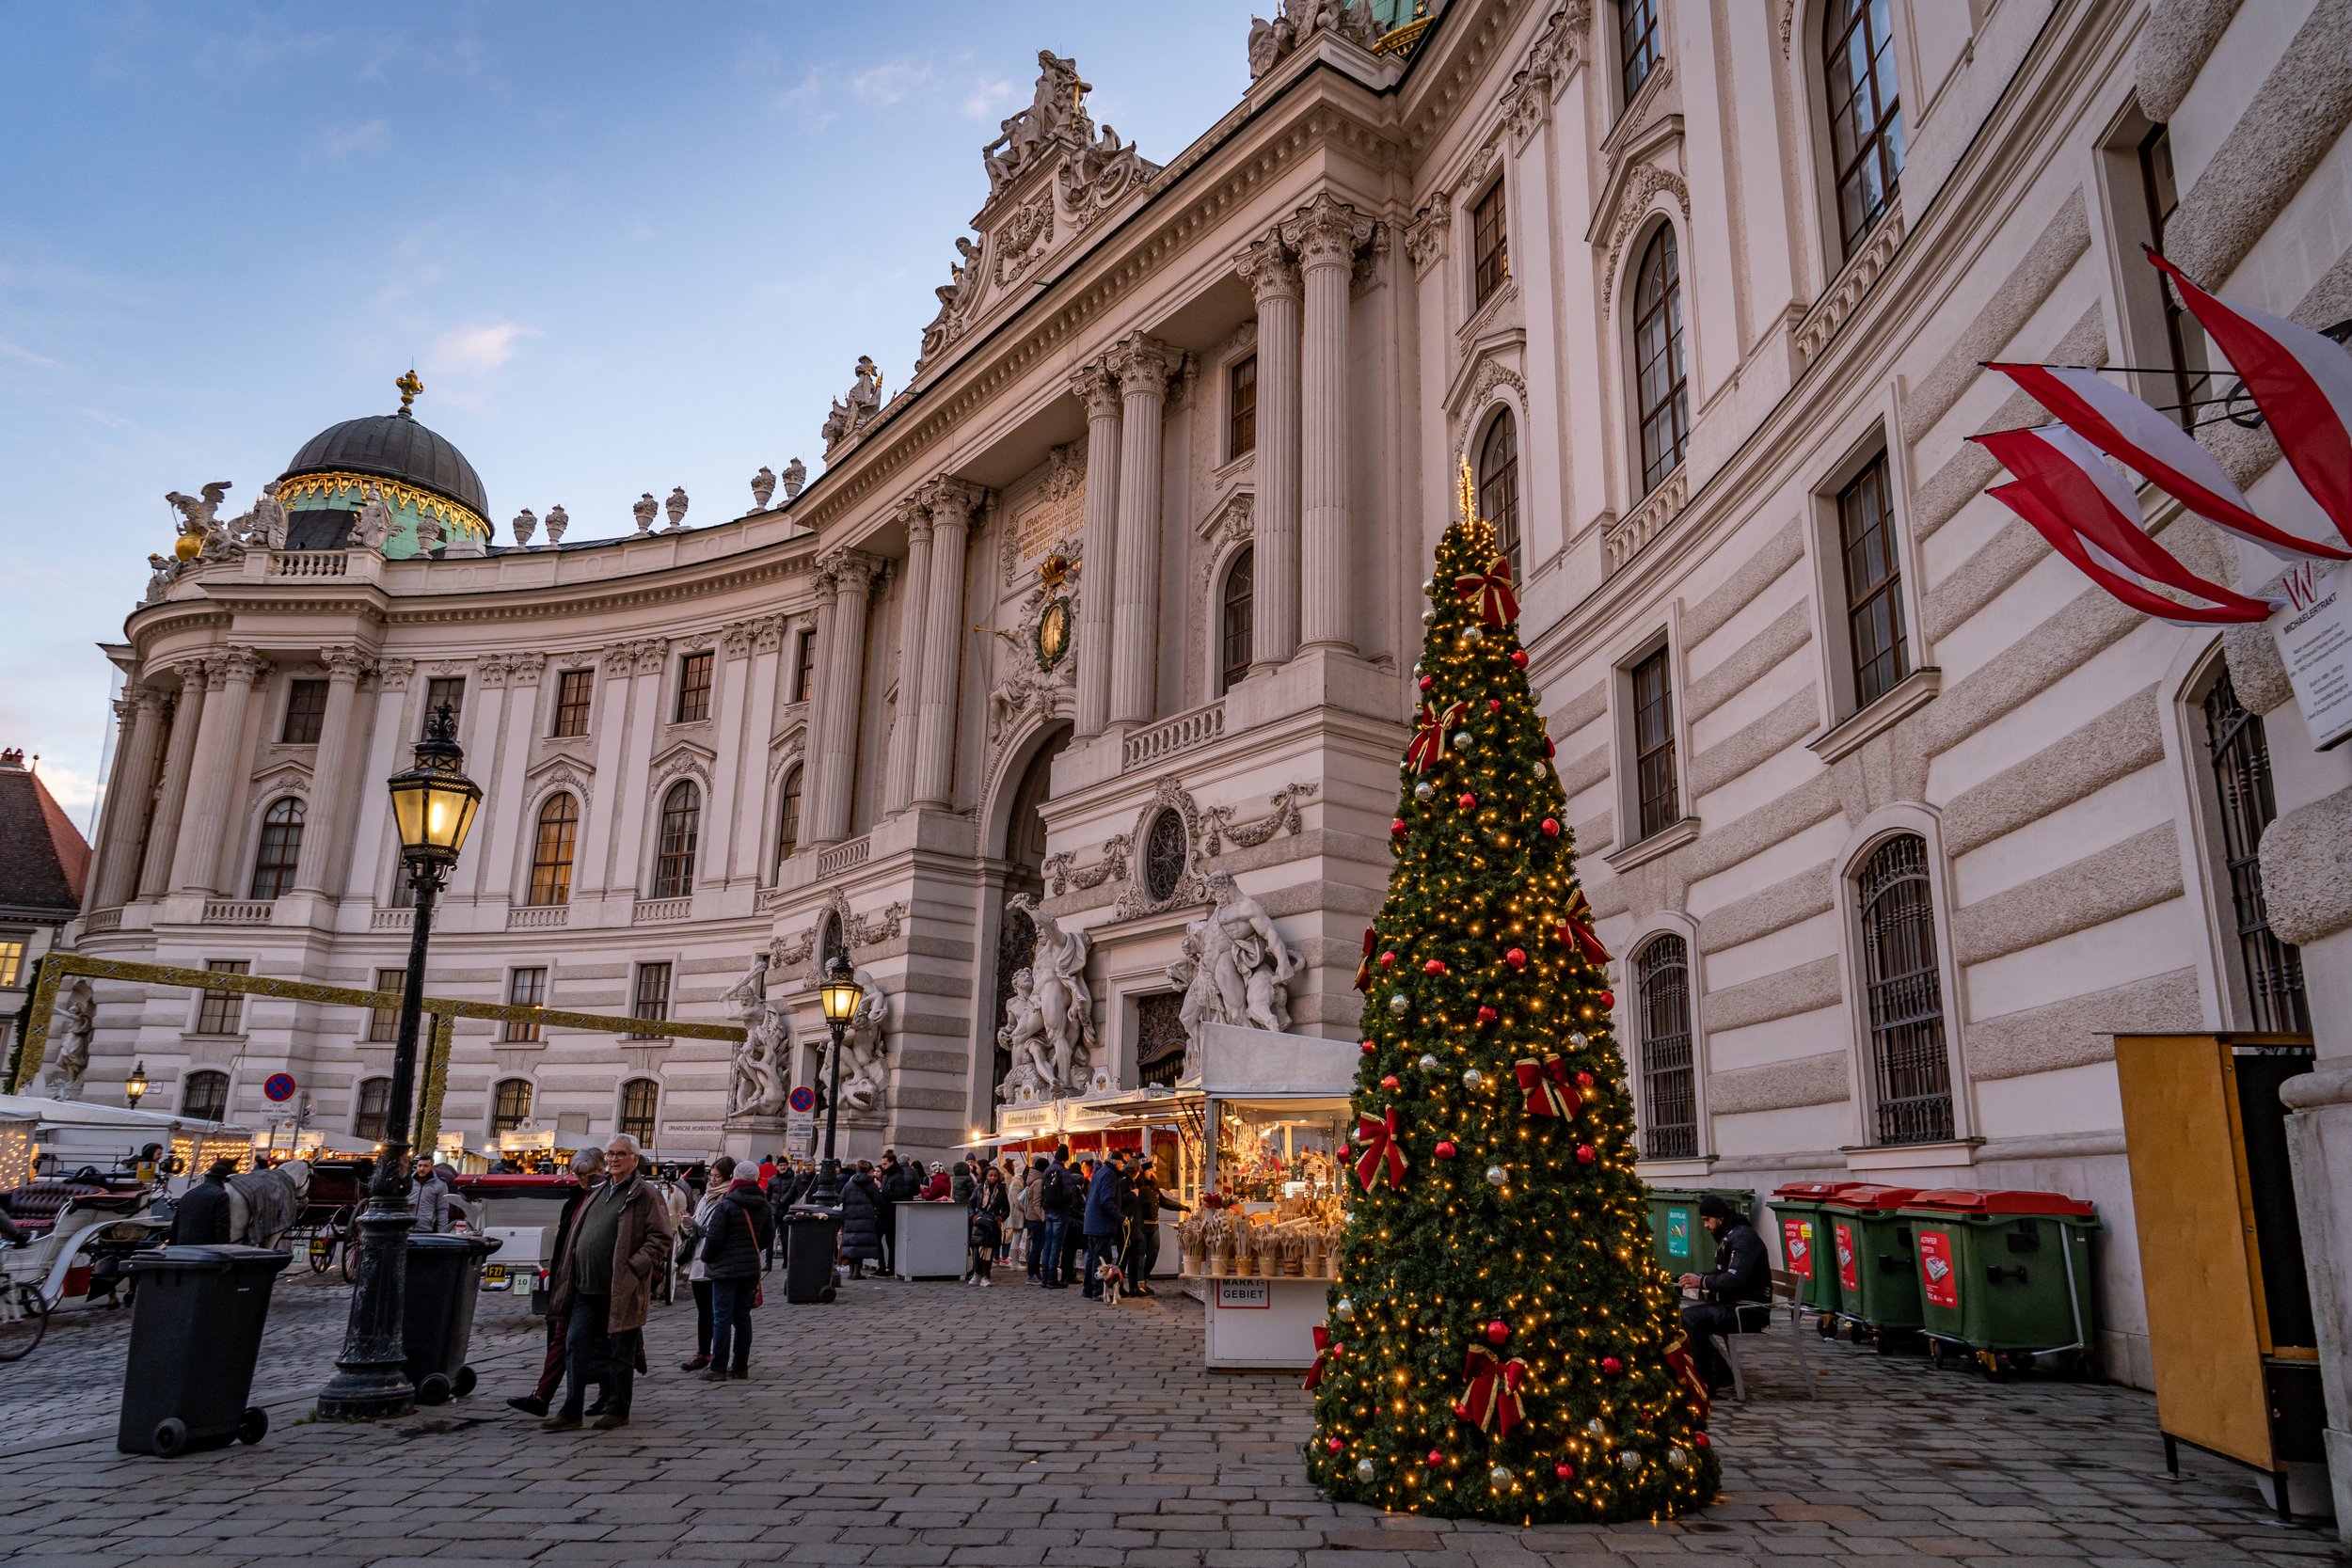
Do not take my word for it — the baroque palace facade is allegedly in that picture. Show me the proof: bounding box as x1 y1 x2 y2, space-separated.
61 0 2352 1418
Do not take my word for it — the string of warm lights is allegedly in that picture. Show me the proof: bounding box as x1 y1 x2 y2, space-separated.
1304 464 1718 1525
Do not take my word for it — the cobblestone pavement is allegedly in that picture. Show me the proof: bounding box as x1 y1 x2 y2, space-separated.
0 1271 2335 1567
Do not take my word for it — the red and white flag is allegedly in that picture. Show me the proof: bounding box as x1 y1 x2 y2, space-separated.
2148 250 2352 551
1985 359 2348 562
1988 483 2271 626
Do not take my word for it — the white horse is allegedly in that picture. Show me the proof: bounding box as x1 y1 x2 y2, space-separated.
224 1161 310 1251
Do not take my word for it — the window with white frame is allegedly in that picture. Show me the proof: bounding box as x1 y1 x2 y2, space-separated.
1477 409 1521 578
1855 833 1954 1145
1632 227 1689 494
1634 935 1696 1159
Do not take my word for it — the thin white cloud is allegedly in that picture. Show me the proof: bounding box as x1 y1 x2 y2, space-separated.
0 336 66 371
853 60 933 107
31 761 98 811
426 322 536 376
962 78 1015 121
312 119 390 162
772 67 835 131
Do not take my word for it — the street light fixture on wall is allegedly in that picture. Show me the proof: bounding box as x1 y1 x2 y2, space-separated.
123 1061 147 1108
318 703 479 1419
803 955 864 1212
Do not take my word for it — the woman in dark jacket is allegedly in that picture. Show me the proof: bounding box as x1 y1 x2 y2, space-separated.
838 1161 884 1278
698 1170 772 1380
964 1166 1010 1286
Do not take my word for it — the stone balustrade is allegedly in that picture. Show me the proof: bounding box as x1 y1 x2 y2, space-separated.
1123 701 1226 769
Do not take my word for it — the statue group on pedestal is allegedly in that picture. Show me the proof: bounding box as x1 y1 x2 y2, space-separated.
1167 869 1300 1077
723 948 892 1122
41 978 96 1100
995 894 1099 1105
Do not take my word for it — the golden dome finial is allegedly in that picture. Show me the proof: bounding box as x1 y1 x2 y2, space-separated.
396 369 423 413
1457 453 1478 525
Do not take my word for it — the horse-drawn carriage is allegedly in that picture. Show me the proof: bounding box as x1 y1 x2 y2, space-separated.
0 1174 171 1361
287 1158 373 1279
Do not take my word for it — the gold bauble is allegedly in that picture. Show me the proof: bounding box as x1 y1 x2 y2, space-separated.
172 532 202 562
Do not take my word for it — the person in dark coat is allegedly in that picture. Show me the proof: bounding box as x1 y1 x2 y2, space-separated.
838 1161 884 1278
1122 1152 1185 1296
168 1158 238 1244
1080 1154 1129 1300
508 1147 607 1417
1677 1194 1771 1394
698 1168 772 1379
876 1153 917 1274
964 1166 1009 1287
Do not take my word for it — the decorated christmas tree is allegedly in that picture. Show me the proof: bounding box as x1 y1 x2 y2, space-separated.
1304 466 1717 1524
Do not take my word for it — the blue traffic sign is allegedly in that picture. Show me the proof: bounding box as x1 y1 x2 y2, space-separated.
263 1072 297 1102
787 1085 816 1114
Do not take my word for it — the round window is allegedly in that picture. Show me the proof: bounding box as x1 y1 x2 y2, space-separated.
1141 809 1187 903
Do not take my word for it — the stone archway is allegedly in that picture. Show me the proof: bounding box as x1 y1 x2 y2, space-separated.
989 725 1068 1091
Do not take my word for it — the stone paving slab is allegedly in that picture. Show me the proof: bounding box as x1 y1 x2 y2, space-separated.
0 1271 2333 1566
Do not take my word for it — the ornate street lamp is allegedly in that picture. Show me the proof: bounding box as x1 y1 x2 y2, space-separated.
319 704 479 1419
123 1061 148 1108
803 955 864 1212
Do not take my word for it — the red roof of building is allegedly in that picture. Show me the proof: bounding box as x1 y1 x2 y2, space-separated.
0 750 89 919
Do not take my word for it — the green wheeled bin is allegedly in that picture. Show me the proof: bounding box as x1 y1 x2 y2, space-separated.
1821 1185 1923 1352
1899 1188 2101 1378
1768 1181 1859 1321
1645 1187 1756 1278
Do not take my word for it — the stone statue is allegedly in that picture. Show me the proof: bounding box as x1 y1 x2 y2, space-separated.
544 503 569 546
229 479 287 550
1248 13 1292 76
825 969 891 1115
723 952 788 1119
1186 868 1300 1036
1166 923 1219 1078
782 458 807 499
663 486 690 531
995 970 1059 1105
413 510 447 554
144 554 175 602
350 485 396 552
512 508 538 547
632 492 659 534
752 467 777 509
820 357 885 451
166 482 231 543
45 978 96 1100
996 893 1096 1099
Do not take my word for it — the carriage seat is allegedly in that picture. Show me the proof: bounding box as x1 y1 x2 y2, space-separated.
0 1180 126 1235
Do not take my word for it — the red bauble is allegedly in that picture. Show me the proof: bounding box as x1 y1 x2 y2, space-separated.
1540 817 1560 837
1434 1140 1458 1160
1553 1462 1575 1481
1600 1355 1623 1375
1360 1039 1377 1055
1476 1005 1499 1024
1544 738 1556 757
1597 990 1615 1009
1419 675 1435 692
1427 1449 1446 1467
1327 1437 1344 1453
1488 698 1502 714
1505 946 1527 969
1391 817 1407 838
1575 1070 1596 1090
1453 1402 1472 1422
1380 950 1399 969
1423 958 1446 975
1379 1074 1400 1091
1458 792 1477 810
1692 1431 1710 1449
1513 650 1530 670
1575 1144 1597 1164
1486 1320 1510 1345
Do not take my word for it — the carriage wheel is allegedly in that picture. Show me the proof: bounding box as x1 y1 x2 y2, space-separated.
0 1290 50 1363
340 1232 360 1284
307 1231 338 1275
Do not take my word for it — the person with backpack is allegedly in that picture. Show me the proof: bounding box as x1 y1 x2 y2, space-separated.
697 1164 772 1380
966 1165 1009 1287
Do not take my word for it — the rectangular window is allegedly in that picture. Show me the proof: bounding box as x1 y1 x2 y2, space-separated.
1837 453 1908 710
491 1079 534 1135
675 651 714 723
1629 647 1680 840
1471 180 1509 307
422 677 466 734
366 967 406 1043
550 670 594 737
619 1080 660 1144
1619 0 1661 105
1635 936 1697 1160
1857 833 1956 1145
281 679 328 745
504 966 548 1043
194 959 248 1036
0 937 24 990
1227 355 1258 460
2137 123 2212 427
792 630 817 705
2201 671 2311 1033
354 1077 391 1142
628 962 673 1039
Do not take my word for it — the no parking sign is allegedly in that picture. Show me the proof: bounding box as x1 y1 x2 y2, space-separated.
263 1072 297 1102
788 1085 816 1114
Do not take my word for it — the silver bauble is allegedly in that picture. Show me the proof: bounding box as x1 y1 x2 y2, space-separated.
1567 1031 1590 1050
1665 1447 1689 1470
1421 578 1437 597
1462 626 1485 645
1334 1297 1355 1322
1356 1459 1375 1482
1484 1164 1508 1188
1488 1465 1512 1488
1461 1068 1485 1090
1619 1450 1644 1473
1387 994 1409 1015
1584 1418 1608 1439
1451 731 1473 751
1413 780 1435 800
1421 608 1438 626
1417 1053 1440 1072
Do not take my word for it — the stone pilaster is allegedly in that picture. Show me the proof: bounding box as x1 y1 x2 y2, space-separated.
885 499 935 812
1107 333 1175 725
170 647 264 895
1238 232 1304 672
913 478 987 808
291 645 371 895
808 550 882 844
1072 361 1123 737
89 683 165 911
1281 194 1375 654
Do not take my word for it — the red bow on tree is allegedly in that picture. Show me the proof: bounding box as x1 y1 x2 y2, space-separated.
1304 1325 1337 1391
1354 1104 1408 1192
1453 553 1520 626
1662 1331 1710 1426
1454 1345 1529 1435
1354 927 1376 992
1557 889 1611 968
1515 1054 1583 1120
1405 702 1466 774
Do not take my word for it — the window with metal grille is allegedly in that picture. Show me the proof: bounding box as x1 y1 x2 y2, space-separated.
504 967 548 1043
2201 671 2311 1033
550 669 594 737
1837 452 1908 709
1619 0 1661 104
674 651 714 723
1141 810 1187 903
281 679 328 745
366 967 405 1042
354 1077 391 1142
775 767 803 869
1471 179 1510 307
652 781 700 897
1630 647 1680 840
1228 355 1258 460
1220 547 1254 695
421 677 465 734
248 798 304 899
1824 0 1904 256
2137 123 2212 426
1477 410 1521 578
490 1078 534 1134
792 630 817 704
1856 833 1955 1145
619 1079 660 1144
529 793 577 907
1635 935 1696 1160
194 960 247 1036
1136 993 1188 1089
628 962 673 1040
182 1069 230 1121
1632 227 1688 494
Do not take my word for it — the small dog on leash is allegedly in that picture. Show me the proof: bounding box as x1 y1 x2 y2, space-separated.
1093 1259 1126 1305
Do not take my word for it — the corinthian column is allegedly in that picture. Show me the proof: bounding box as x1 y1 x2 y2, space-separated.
1107 333 1174 726
292 646 371 895
914 478 987 809
1281 194 1375 654
1072 362 1123 736
1237 233 1303 671
140 663 208 898
883 499 934 812
89 683 165 911
809 550 881 844
172 648 265 895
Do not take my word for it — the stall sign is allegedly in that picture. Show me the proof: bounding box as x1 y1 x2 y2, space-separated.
1780 1218 1813 1279
1835 1222 1858 1292
1215 1279 1271 1310
1917 1230 1959 1308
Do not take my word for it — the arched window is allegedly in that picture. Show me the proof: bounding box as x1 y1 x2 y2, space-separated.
1219 546 1254 695
528 793 578 907
1856 833 1954 1145
775 767 803 871
619 1079 660 1144
183 1069 230 1121
1824 0 1904 255
353 1077 391 1142
1618 0 1662 104
490 1078 534 1135
1632 226 1689 494
1634 936 1696 1160
1477 409 1521 577
651 780 700 898
249 797 304 900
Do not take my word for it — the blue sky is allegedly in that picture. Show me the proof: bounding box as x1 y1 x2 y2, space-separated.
0 4 1251 823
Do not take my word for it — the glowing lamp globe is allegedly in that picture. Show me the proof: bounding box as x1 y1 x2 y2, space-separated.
124 1060 149 1107
386 705 481 865
819 954 864 1024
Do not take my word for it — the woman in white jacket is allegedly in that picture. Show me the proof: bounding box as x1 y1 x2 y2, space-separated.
678 1154 736 1373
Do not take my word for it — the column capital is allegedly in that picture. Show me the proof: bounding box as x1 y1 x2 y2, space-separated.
1280 192 1376 270
220 647 268 688
918 475 990 530
1107 332 1177 397
320 644 372 683
817 546 886 594
1070 359 1123 420
1236 233 1302 303
377 657 416 692
754 614 789 654
509 650 547 685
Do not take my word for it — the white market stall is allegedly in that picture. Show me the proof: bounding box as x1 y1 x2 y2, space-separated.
0 1093 254 1189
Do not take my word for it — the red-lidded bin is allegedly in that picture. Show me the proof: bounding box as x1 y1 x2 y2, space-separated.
1899 1188 2099 1376
1821 1185 1924 1348
1767 1181 1863 1314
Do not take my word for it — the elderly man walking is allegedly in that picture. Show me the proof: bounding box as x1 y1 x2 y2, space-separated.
507 1146 606 1418
542 1134 672 1432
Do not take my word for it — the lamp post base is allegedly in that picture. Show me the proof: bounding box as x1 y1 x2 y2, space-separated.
317 1199 418 1419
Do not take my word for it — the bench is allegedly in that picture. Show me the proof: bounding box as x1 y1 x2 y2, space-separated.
1708 1268 1819 1402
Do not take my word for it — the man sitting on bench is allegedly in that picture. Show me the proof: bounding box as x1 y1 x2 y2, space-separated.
1677 1195 1769 1396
